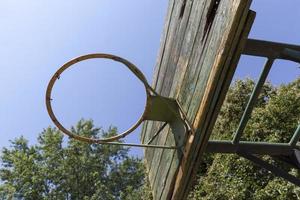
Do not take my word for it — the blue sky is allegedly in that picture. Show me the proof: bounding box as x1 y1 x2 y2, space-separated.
0 0 299 156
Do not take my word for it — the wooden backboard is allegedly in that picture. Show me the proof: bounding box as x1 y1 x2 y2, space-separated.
141 0 255 199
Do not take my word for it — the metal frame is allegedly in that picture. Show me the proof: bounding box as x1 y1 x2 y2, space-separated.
205 38 300 186
46 53 191 148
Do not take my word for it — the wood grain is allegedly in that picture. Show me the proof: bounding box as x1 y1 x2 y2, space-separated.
140 0 254 199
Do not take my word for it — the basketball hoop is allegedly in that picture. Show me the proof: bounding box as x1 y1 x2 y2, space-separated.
46 53 191 148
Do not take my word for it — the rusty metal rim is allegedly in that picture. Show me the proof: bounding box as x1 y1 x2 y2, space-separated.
46 53 151 143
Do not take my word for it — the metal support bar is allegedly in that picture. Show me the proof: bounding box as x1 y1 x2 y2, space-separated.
239 152 300 187
273 149 300 169
244 39 300 63
282 48 300 64
289 125 300 147
206 140 294 155
146 122 168 145
232 58 274 144
95 141 178 149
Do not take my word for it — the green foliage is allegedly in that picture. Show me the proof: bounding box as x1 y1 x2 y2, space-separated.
0 120 148 199
1 78 298 199
189 77 300 200
120 177 153 200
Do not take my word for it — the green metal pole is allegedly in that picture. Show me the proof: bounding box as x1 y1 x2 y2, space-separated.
232 58 274 144
207 140 293 155
289 125 300 147
244 39 300 63
239 153 300 187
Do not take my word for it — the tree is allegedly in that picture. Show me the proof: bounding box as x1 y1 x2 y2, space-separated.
0 120 147 199
2 78 298 200
189 77 300 200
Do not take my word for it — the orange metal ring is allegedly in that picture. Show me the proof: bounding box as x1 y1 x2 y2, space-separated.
46 53 151 143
